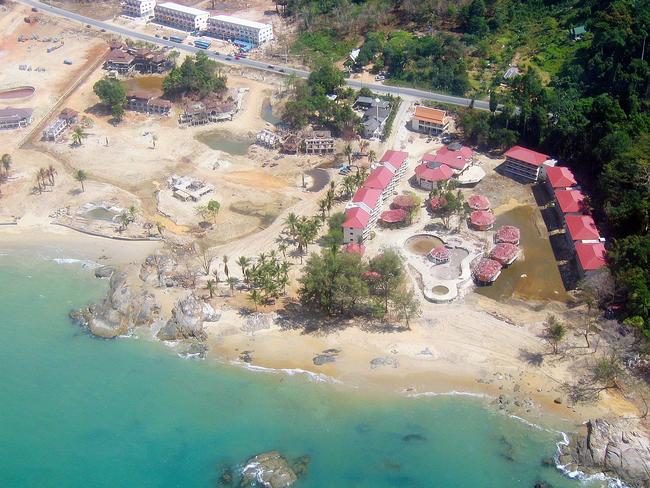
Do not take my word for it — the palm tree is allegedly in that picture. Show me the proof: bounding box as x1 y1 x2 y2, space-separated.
236 256 250 278
226 276 239 296
343 143 353 166
318 199 327 221
1 154 12 174
151 134 158 149
206 279 216 298
359 139 369 155
278 242 288 259
156 221 165 238
249 288 262 312
223 255 229 278
38 168 49 187
283 212 299 238
367 149 377 165
74 169 87 192
47 164 57 185
71 127 85 146
34 171 43 194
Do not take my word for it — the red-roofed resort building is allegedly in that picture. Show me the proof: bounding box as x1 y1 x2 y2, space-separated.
575 242 607 277
503 145 556 182
342 150 410 243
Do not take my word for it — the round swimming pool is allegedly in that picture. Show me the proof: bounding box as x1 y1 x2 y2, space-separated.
405 234 444 256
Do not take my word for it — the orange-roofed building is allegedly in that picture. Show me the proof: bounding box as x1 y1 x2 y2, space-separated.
410 106 449 135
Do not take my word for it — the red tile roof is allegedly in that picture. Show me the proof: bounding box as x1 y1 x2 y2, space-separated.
566 215 601 241
546 166 577 188
470 210 495 228
415 163 453 182
555 189 587 214
575 242 606 271
413 106 446 124
352 187 382 209
344 243 365 256
490 243 520 264
421 145 473 171
380 208 407 223
342 207 370 229
364 166 394 190
380 150 409 171
429 196 447 210
504 145 550 167
495 225 520 245
467 194 491 211
473 258 502 281
429 246 450 262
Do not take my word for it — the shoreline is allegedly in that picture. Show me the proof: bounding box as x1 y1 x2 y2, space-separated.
1 227 641 487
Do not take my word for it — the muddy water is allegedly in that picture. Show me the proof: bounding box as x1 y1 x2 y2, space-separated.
476 205 569 302
121 76 164 95
196 130 254 156
405 235 445 255
261 98 282 126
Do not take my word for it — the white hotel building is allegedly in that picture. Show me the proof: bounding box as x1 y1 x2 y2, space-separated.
154 2 209 31
207 15 274 46
123 0 156 18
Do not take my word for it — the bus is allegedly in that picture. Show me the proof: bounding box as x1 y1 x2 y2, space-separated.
169 36 184 43
194 40 211 49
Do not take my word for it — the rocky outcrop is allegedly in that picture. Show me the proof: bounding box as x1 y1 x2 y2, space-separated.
70 271 160 339
156 294 220 341
559 418 650 487
240 451 298 488
140 253 178 287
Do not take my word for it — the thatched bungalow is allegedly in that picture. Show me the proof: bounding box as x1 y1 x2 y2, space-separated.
379 208 407 227
495 225 520 245
428 246 450 264
467 194 491 211
489 243 520 266
391 194 417 211
472 258 502 285
469 210 495 231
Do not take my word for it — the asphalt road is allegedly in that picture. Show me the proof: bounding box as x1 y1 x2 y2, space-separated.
19 0 490 110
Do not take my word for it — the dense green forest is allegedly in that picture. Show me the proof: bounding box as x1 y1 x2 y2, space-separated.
279 0 650 334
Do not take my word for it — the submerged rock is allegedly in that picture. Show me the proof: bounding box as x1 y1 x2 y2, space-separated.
70 271 160 339
240 451 298 488
402 433 427 443
157 294 219 341
560 418 650 487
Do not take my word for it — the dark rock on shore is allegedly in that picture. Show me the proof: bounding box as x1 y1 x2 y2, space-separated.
560 418 650 487
157 294 220 341
240 451 298 488
70 271 160 339
94 265 115 279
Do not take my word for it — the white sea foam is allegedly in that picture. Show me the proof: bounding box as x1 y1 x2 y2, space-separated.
234 362 342 384
51 257 99 268
554 431 629 488
407 390 491 399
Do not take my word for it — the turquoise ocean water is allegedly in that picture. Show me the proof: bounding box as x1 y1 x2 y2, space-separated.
0 250 589 487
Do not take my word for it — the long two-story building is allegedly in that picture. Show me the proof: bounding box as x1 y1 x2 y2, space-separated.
207 15 274 46
123 0 156 18
503 145 557 182
342 150 409 243
154 2 209 31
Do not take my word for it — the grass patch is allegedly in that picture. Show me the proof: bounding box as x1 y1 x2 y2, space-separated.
292 29 358 64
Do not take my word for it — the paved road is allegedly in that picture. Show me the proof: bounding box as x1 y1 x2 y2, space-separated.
19 0 489 110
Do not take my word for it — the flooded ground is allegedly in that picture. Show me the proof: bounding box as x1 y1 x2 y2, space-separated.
405 235 445 255
305 168 330 192
261 98 282 126
476 205 570 302
195 130 254 156
121 75 164 94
